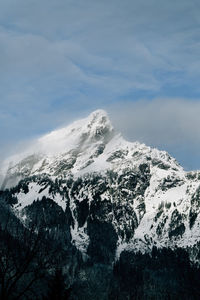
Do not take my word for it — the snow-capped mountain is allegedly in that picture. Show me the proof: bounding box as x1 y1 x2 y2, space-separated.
0 109 181 188
0 110 115 188
1 109 200 262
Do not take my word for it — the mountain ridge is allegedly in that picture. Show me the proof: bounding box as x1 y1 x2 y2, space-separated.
1 109 182 188
1 109 200 263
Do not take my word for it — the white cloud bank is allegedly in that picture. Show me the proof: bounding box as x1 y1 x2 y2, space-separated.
109 99 200 146
108 98 200 170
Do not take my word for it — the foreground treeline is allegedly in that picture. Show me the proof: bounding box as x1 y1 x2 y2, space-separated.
110 248 200 300
1 198 200 299
1 228 200 299
0 199 78 300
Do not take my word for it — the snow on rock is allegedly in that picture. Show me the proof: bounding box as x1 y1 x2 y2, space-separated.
14 181 66 211
2 109 200 261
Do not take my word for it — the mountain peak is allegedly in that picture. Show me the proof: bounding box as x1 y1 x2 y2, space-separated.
0 109 181 190
37 109 114 155
1 110 115 187
88 109 108 119
87 109 111 126
82 109 113 137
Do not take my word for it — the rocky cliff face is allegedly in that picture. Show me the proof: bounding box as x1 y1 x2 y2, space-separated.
1 109 200 263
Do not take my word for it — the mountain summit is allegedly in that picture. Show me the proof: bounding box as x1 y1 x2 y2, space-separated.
1 110 200 262
1 109 179 188
1 109 114 188
37 109 114 155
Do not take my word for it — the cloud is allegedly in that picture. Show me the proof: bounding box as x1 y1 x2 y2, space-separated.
108 98 200 170
108 98 200 144
0 0 200 100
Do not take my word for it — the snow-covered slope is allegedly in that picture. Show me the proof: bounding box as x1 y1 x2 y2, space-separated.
1 110 114 188
1 109 200 261
0 109 180 188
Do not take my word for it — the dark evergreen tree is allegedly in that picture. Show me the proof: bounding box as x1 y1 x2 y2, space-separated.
44 268 71 300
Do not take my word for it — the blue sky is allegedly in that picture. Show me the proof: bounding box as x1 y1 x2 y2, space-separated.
0 0 200 170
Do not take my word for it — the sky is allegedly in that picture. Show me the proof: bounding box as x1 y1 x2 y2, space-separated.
0 0 200 170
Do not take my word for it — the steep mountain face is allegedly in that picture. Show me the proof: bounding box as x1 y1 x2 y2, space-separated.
1 109 200 264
